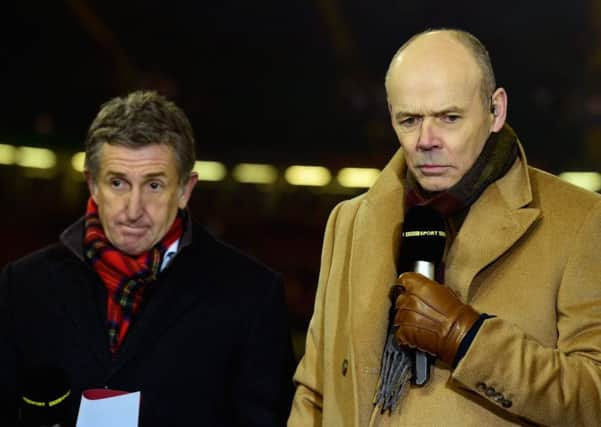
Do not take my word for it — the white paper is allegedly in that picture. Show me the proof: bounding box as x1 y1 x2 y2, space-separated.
75 391 140 427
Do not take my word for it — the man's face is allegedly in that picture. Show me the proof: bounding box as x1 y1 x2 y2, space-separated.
387 35 497 192
87 143 197 256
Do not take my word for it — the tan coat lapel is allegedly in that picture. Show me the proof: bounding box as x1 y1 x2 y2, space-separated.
347 149 407 418
445 146 541 302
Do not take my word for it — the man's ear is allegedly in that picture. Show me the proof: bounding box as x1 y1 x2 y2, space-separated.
489 87 508 132
178 172 198 209
84 170 98 202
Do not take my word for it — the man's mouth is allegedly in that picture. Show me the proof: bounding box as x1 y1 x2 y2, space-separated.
119 224 149 237
418 164 450 175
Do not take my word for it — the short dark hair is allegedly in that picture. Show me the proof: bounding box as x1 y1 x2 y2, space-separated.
385 28 497 107
84 90 196 185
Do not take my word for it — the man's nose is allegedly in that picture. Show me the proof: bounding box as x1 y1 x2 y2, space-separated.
416 118 441 150
126 187 144 220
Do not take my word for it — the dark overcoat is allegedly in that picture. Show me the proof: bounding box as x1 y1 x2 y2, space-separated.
0 219 295 426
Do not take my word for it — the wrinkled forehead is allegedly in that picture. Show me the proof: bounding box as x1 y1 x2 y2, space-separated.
387 69 481 116
97 143 178 173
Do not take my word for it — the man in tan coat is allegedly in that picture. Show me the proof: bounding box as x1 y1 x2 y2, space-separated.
289 29 601 426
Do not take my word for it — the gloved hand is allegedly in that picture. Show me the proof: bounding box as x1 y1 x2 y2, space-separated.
392 272 480 366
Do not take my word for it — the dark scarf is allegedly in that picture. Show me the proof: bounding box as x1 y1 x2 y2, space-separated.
405 124 519 218
83 197 183 354
373 124 519 413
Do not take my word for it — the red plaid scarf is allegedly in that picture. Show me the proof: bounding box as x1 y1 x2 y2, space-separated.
83 197 183 353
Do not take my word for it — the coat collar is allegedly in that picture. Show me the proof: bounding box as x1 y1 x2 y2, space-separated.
445 141 540 301
351 139 540 302
347 140 540 415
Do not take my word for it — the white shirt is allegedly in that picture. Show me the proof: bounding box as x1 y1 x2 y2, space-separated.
160 239 180 272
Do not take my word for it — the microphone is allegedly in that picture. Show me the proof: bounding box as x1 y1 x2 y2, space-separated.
399 205 446 386
19 364 72 427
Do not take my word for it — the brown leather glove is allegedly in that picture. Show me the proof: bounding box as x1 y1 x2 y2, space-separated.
392 272 480 366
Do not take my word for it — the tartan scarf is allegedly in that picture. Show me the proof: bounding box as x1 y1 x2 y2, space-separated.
374 124 519 413
83 197 183 354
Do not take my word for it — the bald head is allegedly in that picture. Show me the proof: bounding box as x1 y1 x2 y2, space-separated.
385 30 496 108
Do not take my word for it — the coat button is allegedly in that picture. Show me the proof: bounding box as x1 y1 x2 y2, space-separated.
485 386 497 397
342 359 348 376
476 382 487 392
493 394 505 403
502 399 513 408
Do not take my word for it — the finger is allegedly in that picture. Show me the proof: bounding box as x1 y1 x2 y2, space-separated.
389 284 405 302
394 306 443 330
397 272 432 291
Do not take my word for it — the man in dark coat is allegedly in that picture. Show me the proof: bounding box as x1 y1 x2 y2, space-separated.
0 90 295 426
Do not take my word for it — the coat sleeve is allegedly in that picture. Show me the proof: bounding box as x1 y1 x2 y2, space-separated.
452 199 601 426
287 203 343 427
0 264 19 425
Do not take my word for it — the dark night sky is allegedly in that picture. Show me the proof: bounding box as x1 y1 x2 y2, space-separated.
0 1 599 313
1 1 596 171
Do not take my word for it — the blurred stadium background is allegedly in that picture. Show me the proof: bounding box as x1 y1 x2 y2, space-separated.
1 0 600 358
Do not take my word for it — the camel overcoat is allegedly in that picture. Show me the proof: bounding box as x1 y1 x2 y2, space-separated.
289 144 601 427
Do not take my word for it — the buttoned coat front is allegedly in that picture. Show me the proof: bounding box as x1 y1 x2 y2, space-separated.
289 145 601 427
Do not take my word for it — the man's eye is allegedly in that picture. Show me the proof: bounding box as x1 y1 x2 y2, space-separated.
399 117 418 127
110 179 123 188
442 114 460 123
149 182 162 191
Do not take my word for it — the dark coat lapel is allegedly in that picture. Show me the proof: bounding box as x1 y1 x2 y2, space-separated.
55 261 112 370
58 221 112 370
110 225 217 374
